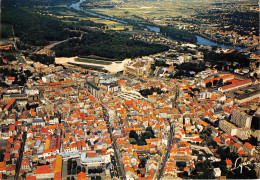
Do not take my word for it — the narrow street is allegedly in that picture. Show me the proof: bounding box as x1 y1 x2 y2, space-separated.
157 87 178 179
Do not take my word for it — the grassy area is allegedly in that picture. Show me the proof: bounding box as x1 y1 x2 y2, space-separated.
68 62 104 70
79 55 117 61
75 58 112 65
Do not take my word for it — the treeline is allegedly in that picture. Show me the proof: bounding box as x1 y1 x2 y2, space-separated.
139 87 165 97
30 54 55 65
2 0 74 7
171 62 206 78
160 26 197 43
1 6 80 46
197 10 259 36
54 32 169 60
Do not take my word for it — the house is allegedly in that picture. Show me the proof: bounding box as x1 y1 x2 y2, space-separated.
0 162 6 174
77 171 87 180
226 159 232 170
244 142 254 156
21 159 31 171
213 168 221 177
32 118 45 126
6 164 15 176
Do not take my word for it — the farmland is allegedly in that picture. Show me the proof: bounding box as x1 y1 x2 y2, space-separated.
80 0 215 23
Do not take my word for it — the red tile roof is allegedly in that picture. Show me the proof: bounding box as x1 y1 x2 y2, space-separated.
4 99 15 110
226 159 232 165
244 142 253 149
221 79 251 90
26 176 36 180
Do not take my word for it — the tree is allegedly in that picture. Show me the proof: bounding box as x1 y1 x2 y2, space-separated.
219 78 223 86
145 126 155 138
68 159 73 165
0 150 5 161
129 138 137 144
82 167 86 173
206 82 212 88
213 79 219 86
205 128 212 136
77 166 82 174
72 160 77 168
98 168 103 173
192 150 199 155
138 158 146 168
129 130 138 141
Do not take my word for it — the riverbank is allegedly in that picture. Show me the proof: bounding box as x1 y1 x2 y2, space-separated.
194 33 244 50
69 0 246 50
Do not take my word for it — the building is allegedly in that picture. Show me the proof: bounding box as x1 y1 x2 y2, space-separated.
219 120 238 136
32 118 45 126
236 128 251 140
80 153 110 166
123 58 152 78
86 82 102 99
253 146 260 161
218 79 252 92
235 90 260 104
203 74 234 87
97 73 119 84
213 168 221 177
231 110 252 128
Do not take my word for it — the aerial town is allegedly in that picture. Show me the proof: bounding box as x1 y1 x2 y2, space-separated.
0 0 260 179
0 34 259 179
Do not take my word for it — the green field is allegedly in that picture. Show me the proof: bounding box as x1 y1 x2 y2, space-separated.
79 55 117 61
68 62 104 70
75 57 112 65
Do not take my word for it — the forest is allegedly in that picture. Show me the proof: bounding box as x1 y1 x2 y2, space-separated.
1 6 80 46
54 32 169 60
2 0 169 61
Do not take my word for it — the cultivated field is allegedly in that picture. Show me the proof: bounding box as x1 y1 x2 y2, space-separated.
84 0 215 21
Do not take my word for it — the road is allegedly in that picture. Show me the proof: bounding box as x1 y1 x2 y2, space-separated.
35 36 81 54
157 119 174 179
15 131 27 179
101 103 126 179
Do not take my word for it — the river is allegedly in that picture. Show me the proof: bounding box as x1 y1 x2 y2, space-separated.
70 0 244 50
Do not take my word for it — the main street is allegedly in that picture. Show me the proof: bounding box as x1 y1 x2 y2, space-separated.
101 103 126 179
15 131 27 179
157 119 174 179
